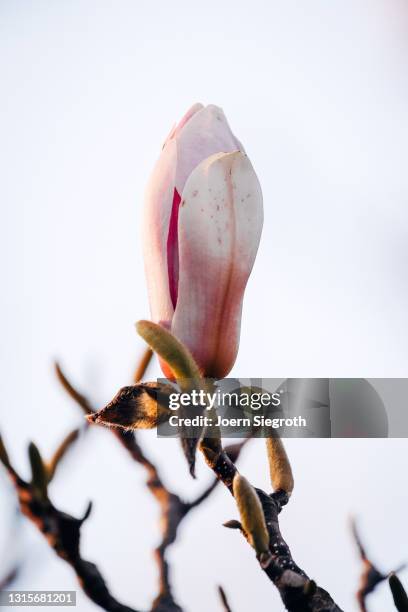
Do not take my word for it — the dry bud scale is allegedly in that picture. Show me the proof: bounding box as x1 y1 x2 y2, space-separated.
142 103 263 379
87 382 174 430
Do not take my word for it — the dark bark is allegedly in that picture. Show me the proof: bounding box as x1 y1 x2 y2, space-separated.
200 438 343 612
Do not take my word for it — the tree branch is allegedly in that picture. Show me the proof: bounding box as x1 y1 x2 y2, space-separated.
46 427 83 482
54 362 94 415
133 348 153 384
54 359 227 612
217 585 232 612
0 435 138 612
200 436 342 612
0 566 19 591
131 320 344 612
351 518 406 612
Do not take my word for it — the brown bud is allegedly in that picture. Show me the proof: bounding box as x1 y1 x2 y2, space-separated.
223 519 243 531
88 382 173 430
28 442 48 500
232 473 270 556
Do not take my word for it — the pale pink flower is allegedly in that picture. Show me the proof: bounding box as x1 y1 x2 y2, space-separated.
142 104 263 378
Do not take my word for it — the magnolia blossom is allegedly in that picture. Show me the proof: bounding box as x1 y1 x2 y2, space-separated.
142 103 263 378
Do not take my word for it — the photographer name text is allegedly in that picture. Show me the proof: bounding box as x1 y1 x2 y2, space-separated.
167 414 307 429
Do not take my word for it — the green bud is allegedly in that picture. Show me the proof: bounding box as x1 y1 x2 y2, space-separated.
232 473 270 556
136 320 202 390
266 436 294 496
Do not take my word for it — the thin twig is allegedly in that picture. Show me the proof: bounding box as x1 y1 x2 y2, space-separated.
0 566 19 591
133 348 153 383
186 479 218 510
217 585 232 612
351 518 406 612
54 362 94 415
351 518 385 612
47 427 82 482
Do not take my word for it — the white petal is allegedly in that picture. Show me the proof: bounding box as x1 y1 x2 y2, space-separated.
171 151 263 377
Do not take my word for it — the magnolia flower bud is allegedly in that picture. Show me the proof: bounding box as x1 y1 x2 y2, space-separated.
265 436 294 497
142 103 263 379
232 473 270 560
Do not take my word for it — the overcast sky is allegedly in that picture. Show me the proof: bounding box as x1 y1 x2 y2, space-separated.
1 1 408 610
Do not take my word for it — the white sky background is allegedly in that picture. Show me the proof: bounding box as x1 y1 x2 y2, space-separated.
1 0 408 610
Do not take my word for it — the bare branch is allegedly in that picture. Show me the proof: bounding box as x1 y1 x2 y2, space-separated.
55 356 220 611
0 566 19 591
0 435 139 612
47 428 82 482
28 442 48 500
186 478 218 510
133 321 343 611
54 362 94 415
54 360 180 609
351 518 405 612
55 355 256 611
351 517 387 612
217 585 232 612
199 435 343 612
350 517 368 562
133 348 153 383
110 430 220 611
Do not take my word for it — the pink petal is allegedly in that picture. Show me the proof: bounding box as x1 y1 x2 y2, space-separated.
174 105 243 195
171 151 263 378
167 188 181 309
162 103 204 149
173 102 204 138
142 138 177 327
